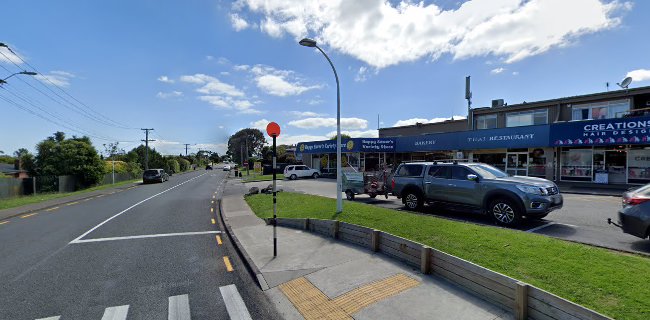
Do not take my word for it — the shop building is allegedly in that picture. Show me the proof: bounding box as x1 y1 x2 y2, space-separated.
296 86 650 185
296 138 396 176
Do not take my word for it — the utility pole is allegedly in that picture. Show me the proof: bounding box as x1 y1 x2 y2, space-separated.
465 76 472 130
245 136 250 176
141 128 155 170
183 143 191 156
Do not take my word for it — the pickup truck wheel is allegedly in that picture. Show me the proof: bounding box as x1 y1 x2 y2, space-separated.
403 191 423 211
489 198 522 226
312 172 319 179
345 190 355 201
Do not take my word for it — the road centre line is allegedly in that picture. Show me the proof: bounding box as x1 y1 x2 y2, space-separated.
45 207 59 212
66 201 79 206
20 213 38 218
211 218 216 225
71 231 221 244
0 221 9 225
69 173 207 244
216 235 222 245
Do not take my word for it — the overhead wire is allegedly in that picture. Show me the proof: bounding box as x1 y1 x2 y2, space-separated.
0 47 137 130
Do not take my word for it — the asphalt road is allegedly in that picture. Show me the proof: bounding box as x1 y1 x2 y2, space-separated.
0 170 281 320
259 178 650 256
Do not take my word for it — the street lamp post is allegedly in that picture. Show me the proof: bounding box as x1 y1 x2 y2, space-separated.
299 38 343 213
0 71 38 85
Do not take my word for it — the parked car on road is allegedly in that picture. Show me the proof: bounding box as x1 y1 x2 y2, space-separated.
608 184 650 239
143 169 169 184
284 165 320 180
223 165 231 171
391 162 563 226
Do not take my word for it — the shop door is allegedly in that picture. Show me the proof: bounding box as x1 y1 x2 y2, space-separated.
605 151 627 184
506 152 528 176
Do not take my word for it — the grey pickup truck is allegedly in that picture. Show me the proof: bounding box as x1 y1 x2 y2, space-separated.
391 162 563 226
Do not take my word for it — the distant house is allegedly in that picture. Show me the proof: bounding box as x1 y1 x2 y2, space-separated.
0 161 29 179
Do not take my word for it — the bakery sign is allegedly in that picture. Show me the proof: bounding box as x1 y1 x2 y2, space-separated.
550 116 650 146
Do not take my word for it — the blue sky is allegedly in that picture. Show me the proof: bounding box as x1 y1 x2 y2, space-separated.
2 0 649 157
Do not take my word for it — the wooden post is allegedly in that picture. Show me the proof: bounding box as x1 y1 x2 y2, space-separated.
515 282 529 320
421 246 432 274
332 220 340 239
371 230 380 252
304 218 310 231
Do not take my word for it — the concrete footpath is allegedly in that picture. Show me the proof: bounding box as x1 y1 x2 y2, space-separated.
221 179 512 320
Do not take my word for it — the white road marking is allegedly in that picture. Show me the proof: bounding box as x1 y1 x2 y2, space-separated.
168 294 191 320
72 231 221 244
69 173 207 244
526 222 555 233
35 317 60 320
526 222 579 233
101 305 129 320
220 284 252 320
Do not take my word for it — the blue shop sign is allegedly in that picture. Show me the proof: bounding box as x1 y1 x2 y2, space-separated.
297 138 395 154
550 116 650 147
395 125 549 152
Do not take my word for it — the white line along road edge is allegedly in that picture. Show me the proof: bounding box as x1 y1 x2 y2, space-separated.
69 173 207 244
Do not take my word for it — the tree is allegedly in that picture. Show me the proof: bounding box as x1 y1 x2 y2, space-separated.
227 128 266 164
330 134 352 140
34 132 105 187
125 145 165 170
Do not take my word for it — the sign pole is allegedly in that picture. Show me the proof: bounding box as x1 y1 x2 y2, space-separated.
272 134 277 257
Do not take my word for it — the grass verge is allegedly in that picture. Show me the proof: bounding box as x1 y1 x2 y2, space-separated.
242 174 285 182
246 192 649 320
0 179 141 211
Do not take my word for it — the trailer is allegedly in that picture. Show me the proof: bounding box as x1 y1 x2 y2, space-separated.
342 169 390 200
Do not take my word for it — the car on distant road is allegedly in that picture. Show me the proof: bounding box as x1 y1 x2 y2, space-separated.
223 165 231 171
143 169 169 184
206 165 213 170
391 162 562 226
609 184 650 240
284 165 320 180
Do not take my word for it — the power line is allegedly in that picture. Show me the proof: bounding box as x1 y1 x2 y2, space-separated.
0 44 137 130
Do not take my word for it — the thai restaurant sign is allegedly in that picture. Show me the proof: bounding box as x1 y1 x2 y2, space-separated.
550 116 650 146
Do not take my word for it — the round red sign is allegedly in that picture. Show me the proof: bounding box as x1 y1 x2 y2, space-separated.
266 122 281 137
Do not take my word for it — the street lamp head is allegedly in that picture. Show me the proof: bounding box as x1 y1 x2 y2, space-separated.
20 71 37 76
299 38 317 47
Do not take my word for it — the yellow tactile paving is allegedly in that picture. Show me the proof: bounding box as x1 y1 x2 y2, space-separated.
333 273 419 314
280 277 351 320
279 273 419 320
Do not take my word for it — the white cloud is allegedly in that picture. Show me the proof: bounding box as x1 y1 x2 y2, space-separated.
308 99 324 105
288 117 368 130
157 75 174 83
491 67 506 74
195 143 227 154
231 13 250 31
206 55 214 60
626 69 650 82
34 70 75 87
250 118 270 130
234 64 250 71
156 91 183 99
326 130 379 138
197 95 262 114
249 64 321 96
393 116 466 127
220 71 230 76
233 0 630 68
180 73 244 96
355 66 369 82
512 71 520 76
289 111 326 118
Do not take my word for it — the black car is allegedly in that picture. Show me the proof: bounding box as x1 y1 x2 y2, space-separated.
143 169 169 184
609 184 650 240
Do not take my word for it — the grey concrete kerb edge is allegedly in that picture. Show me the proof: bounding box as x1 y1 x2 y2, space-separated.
216 199 270 290
268 217 613 320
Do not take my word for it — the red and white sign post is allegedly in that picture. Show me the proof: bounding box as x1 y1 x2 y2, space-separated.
266 122 281 257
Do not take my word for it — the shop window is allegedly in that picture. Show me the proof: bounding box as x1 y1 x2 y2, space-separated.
560 148 592 181
628 148 650 184
475 114 497 129
473 153 506 171
528 148 546 177
571 99 630 120
506 109 547 127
